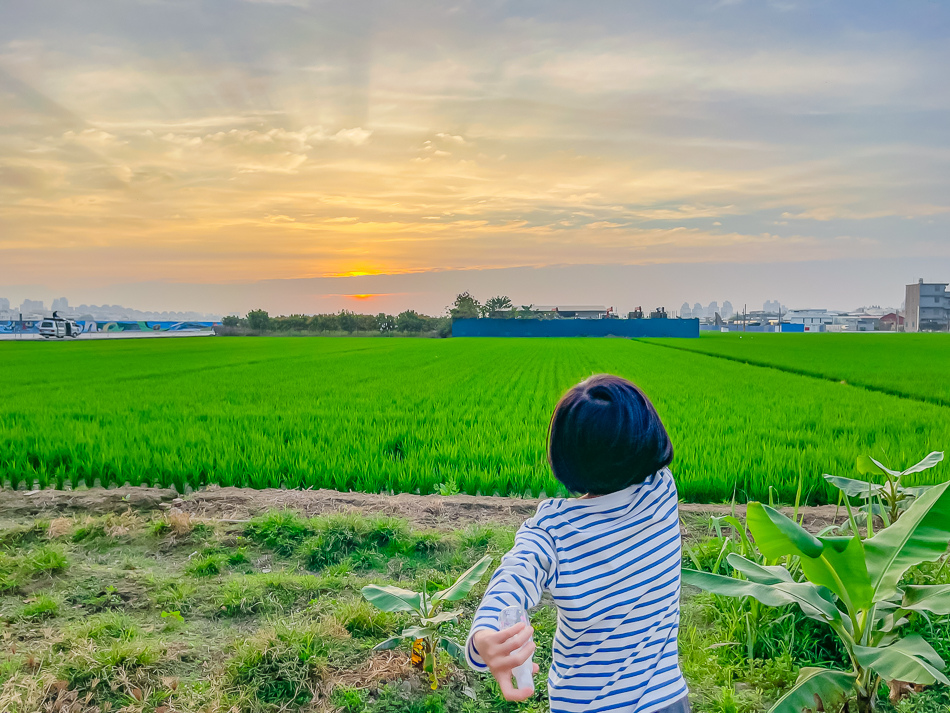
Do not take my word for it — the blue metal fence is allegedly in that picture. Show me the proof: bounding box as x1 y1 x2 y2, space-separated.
452 318 699 338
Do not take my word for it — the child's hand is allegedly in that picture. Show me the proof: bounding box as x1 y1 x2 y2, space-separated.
472 623 540 701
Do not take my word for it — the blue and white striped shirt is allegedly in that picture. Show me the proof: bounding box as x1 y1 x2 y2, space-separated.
466 469 687 713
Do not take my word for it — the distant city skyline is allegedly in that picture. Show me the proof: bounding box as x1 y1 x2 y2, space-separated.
2 257 917 319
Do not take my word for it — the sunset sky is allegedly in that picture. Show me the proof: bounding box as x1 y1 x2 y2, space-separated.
1 1 949 315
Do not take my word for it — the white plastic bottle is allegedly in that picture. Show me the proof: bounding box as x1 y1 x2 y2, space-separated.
498 605 535 693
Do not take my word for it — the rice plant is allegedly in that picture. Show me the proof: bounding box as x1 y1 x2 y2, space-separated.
1 336 948 503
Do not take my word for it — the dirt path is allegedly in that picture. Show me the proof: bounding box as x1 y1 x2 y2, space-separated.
0 485 847 533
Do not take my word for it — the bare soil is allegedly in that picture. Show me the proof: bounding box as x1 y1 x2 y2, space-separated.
0 485 847 533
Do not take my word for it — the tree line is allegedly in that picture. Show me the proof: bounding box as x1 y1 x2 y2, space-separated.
222 310 451 336
220 293 523 337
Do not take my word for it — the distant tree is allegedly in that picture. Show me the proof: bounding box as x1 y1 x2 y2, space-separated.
396 310 427 332
246 309 270 334
355 313 378 332
222 315 241 327
482 295 513 317
450 292 481 320
338 310 358 333
433 316 453 338
516 304 535 319
274 314 309 332
310 313 339 332
376 313 396 332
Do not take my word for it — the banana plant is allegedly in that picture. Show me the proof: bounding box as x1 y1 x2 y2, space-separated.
683 480 950 713
825 452 944 529
361 555 492 689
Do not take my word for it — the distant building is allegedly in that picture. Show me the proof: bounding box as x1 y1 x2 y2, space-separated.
532 305 611 319
763 300 784 314
721 301 734 320
19 299 45 316
880 313 904 331
51 297 70 312
680 302 692 319
692 303 703 321
905 280 950 332
786 309 837 331
707 301 719 320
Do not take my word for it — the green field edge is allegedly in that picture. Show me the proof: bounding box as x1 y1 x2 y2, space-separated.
639 338 950 410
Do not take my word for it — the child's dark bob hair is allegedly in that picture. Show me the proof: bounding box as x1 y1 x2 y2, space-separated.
548 374 673 495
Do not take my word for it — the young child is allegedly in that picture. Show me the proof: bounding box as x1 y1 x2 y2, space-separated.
466 374 688 713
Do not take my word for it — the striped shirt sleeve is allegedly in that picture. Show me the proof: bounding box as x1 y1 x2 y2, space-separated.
465 520 558 670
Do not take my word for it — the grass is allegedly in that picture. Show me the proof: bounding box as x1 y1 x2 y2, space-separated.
1 336 949 502
0 506 946 713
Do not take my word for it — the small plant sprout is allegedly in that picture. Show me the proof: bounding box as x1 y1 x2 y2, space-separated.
361 555 493 690
825 451 944 531
684 481 950 713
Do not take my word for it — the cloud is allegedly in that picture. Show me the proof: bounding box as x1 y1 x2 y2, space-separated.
0 0 948 299
331 127 372 146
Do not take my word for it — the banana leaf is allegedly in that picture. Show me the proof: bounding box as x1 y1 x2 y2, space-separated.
361 584 424 613
853 634 949 686
747 503 873 611
726 553 795 585
682 568 841 623
768 667 855 713
438 637 466 663
902 584 950 615
865 481 950 602
431 555 493 603
824 474 884 499
900 452 945 475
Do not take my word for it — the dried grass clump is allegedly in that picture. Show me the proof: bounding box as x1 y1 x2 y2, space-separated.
166 510 193 537
47 519 73 540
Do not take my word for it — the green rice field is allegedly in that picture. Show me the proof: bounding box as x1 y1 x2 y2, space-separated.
647 332 950 406
1 335 949 503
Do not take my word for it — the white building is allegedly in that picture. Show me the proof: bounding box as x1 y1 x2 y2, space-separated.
905 280 950 332
786 309 837 331
532 305 611 319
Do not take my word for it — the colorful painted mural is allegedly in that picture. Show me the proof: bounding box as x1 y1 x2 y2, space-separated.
0 320 218 335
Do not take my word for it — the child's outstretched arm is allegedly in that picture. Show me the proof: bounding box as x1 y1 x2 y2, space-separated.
465 521 557 700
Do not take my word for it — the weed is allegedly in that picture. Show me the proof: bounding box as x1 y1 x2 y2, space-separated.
0 521 49 547
245 511 315 556
147 577 200 614
0 545 68 592
57 640 167 708
220 620 355 710
17 594 59 621
71 520 107 543
186 553 228 577
333 599 400 639
150 519 171 536
71 611 140 642
216 572 345 617
332 684 369 712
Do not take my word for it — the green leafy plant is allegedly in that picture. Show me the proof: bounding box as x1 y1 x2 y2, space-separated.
683 481 950 713
825 452 944 529
361 555 492 689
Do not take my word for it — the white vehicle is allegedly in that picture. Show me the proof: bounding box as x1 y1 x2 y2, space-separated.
38 316 82 338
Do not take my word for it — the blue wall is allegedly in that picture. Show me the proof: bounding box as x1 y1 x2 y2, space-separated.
452 318 699 338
